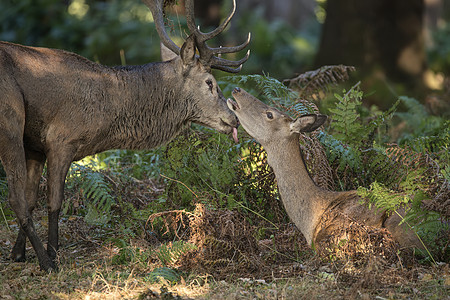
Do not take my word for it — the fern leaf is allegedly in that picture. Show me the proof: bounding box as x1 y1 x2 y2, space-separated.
145 267 180 284
156 241 197 266
357 182 409 212
328 84 365 146
68 162 115 224
283 65 355 99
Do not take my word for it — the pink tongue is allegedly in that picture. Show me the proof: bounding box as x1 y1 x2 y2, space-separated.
232 127 239 143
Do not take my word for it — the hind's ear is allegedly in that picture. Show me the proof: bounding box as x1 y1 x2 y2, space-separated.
160 42 178 61
180 34 196 66
290 114 327 133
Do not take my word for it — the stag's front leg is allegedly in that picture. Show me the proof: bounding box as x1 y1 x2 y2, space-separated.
1 139 54 271
45 150 74 261
11 151 46 262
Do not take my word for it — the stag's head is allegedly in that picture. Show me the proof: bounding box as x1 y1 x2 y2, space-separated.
228 87 327 146
143 0 250 139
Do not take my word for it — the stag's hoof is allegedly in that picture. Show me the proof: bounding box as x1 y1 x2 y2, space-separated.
39 257 58 273
47 247 57 260
11 246 26 262
11 252 26 262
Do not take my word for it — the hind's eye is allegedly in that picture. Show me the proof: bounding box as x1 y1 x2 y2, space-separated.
266 112 273 119
206 79 213 92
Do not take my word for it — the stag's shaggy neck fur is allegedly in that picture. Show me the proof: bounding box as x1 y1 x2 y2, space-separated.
102 63 197 154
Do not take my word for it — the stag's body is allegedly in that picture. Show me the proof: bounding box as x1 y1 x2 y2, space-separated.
0 0 249 271
1 42 195 156
228 88 421 250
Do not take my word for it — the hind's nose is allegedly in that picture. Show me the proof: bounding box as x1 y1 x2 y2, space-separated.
233 87 241 93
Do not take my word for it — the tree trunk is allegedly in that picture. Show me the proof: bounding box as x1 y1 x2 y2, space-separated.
315 0 426 94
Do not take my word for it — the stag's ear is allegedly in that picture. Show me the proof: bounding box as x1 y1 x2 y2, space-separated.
180 34 197 66
160 42 178 61
290 114 327 133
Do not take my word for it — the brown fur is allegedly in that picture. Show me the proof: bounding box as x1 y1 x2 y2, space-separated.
0 0 248 272
228 88 422 252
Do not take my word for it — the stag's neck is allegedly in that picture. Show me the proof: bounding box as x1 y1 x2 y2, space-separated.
264 137 337 244
87 62 194 154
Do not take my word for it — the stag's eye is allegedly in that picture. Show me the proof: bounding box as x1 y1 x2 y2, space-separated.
266 112 273 119
205 79 213 92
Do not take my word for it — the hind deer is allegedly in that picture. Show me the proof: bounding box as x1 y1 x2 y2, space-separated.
227 87 422 251
0 0 249 271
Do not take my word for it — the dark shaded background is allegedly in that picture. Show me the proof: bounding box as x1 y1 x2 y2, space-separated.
1 0 449 110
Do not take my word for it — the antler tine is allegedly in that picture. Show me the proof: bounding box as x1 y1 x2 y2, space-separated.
142 0 180 55
212 49 250 67
185 0 251 72
212 64 243 73
149 0 250 72
185 0 237 42
185 0 200 37
210 32 251 54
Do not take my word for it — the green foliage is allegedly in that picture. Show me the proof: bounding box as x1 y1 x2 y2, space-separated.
1 0 319 77
358 181 449 261
314 81 448 259
65 162 115 225
235 142 286 223
0 0 160 66
145 267 181 284
328 85 364 146
357 182 410 212
160 124 287 224
328 82 398 148
156 241 197 267
428 23 450 74
0 0 68 46
233 7 319 78
317 131 362 174
112 243 150 266
396 96 449 157
162 130 240 209
221 74 314 117
107 241 196 284
99 149 163 179
319 83 399 188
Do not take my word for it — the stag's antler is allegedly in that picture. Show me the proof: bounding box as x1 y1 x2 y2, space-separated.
143 0 250 73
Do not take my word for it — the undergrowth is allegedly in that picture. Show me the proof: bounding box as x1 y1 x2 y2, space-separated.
0 68 448 289
221 72 449 262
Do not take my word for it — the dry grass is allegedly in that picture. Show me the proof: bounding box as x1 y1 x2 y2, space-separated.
1 184 449 299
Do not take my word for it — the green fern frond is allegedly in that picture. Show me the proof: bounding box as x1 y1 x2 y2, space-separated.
396 96 448 149
145 267 181 284
224 73 297 104
328 83 365 146
221 74 314 118
317 131 361 172
156 241 197 266
67 162 115 224
402 121 449 157
357 182 410 212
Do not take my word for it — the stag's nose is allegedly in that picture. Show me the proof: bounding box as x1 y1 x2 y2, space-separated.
233 87 241 93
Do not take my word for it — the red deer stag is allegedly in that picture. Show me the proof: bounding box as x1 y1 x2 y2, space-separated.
0 0 250 271
228 88 422 252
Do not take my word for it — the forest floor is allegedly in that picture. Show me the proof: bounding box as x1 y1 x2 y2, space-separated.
0 178 449 300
